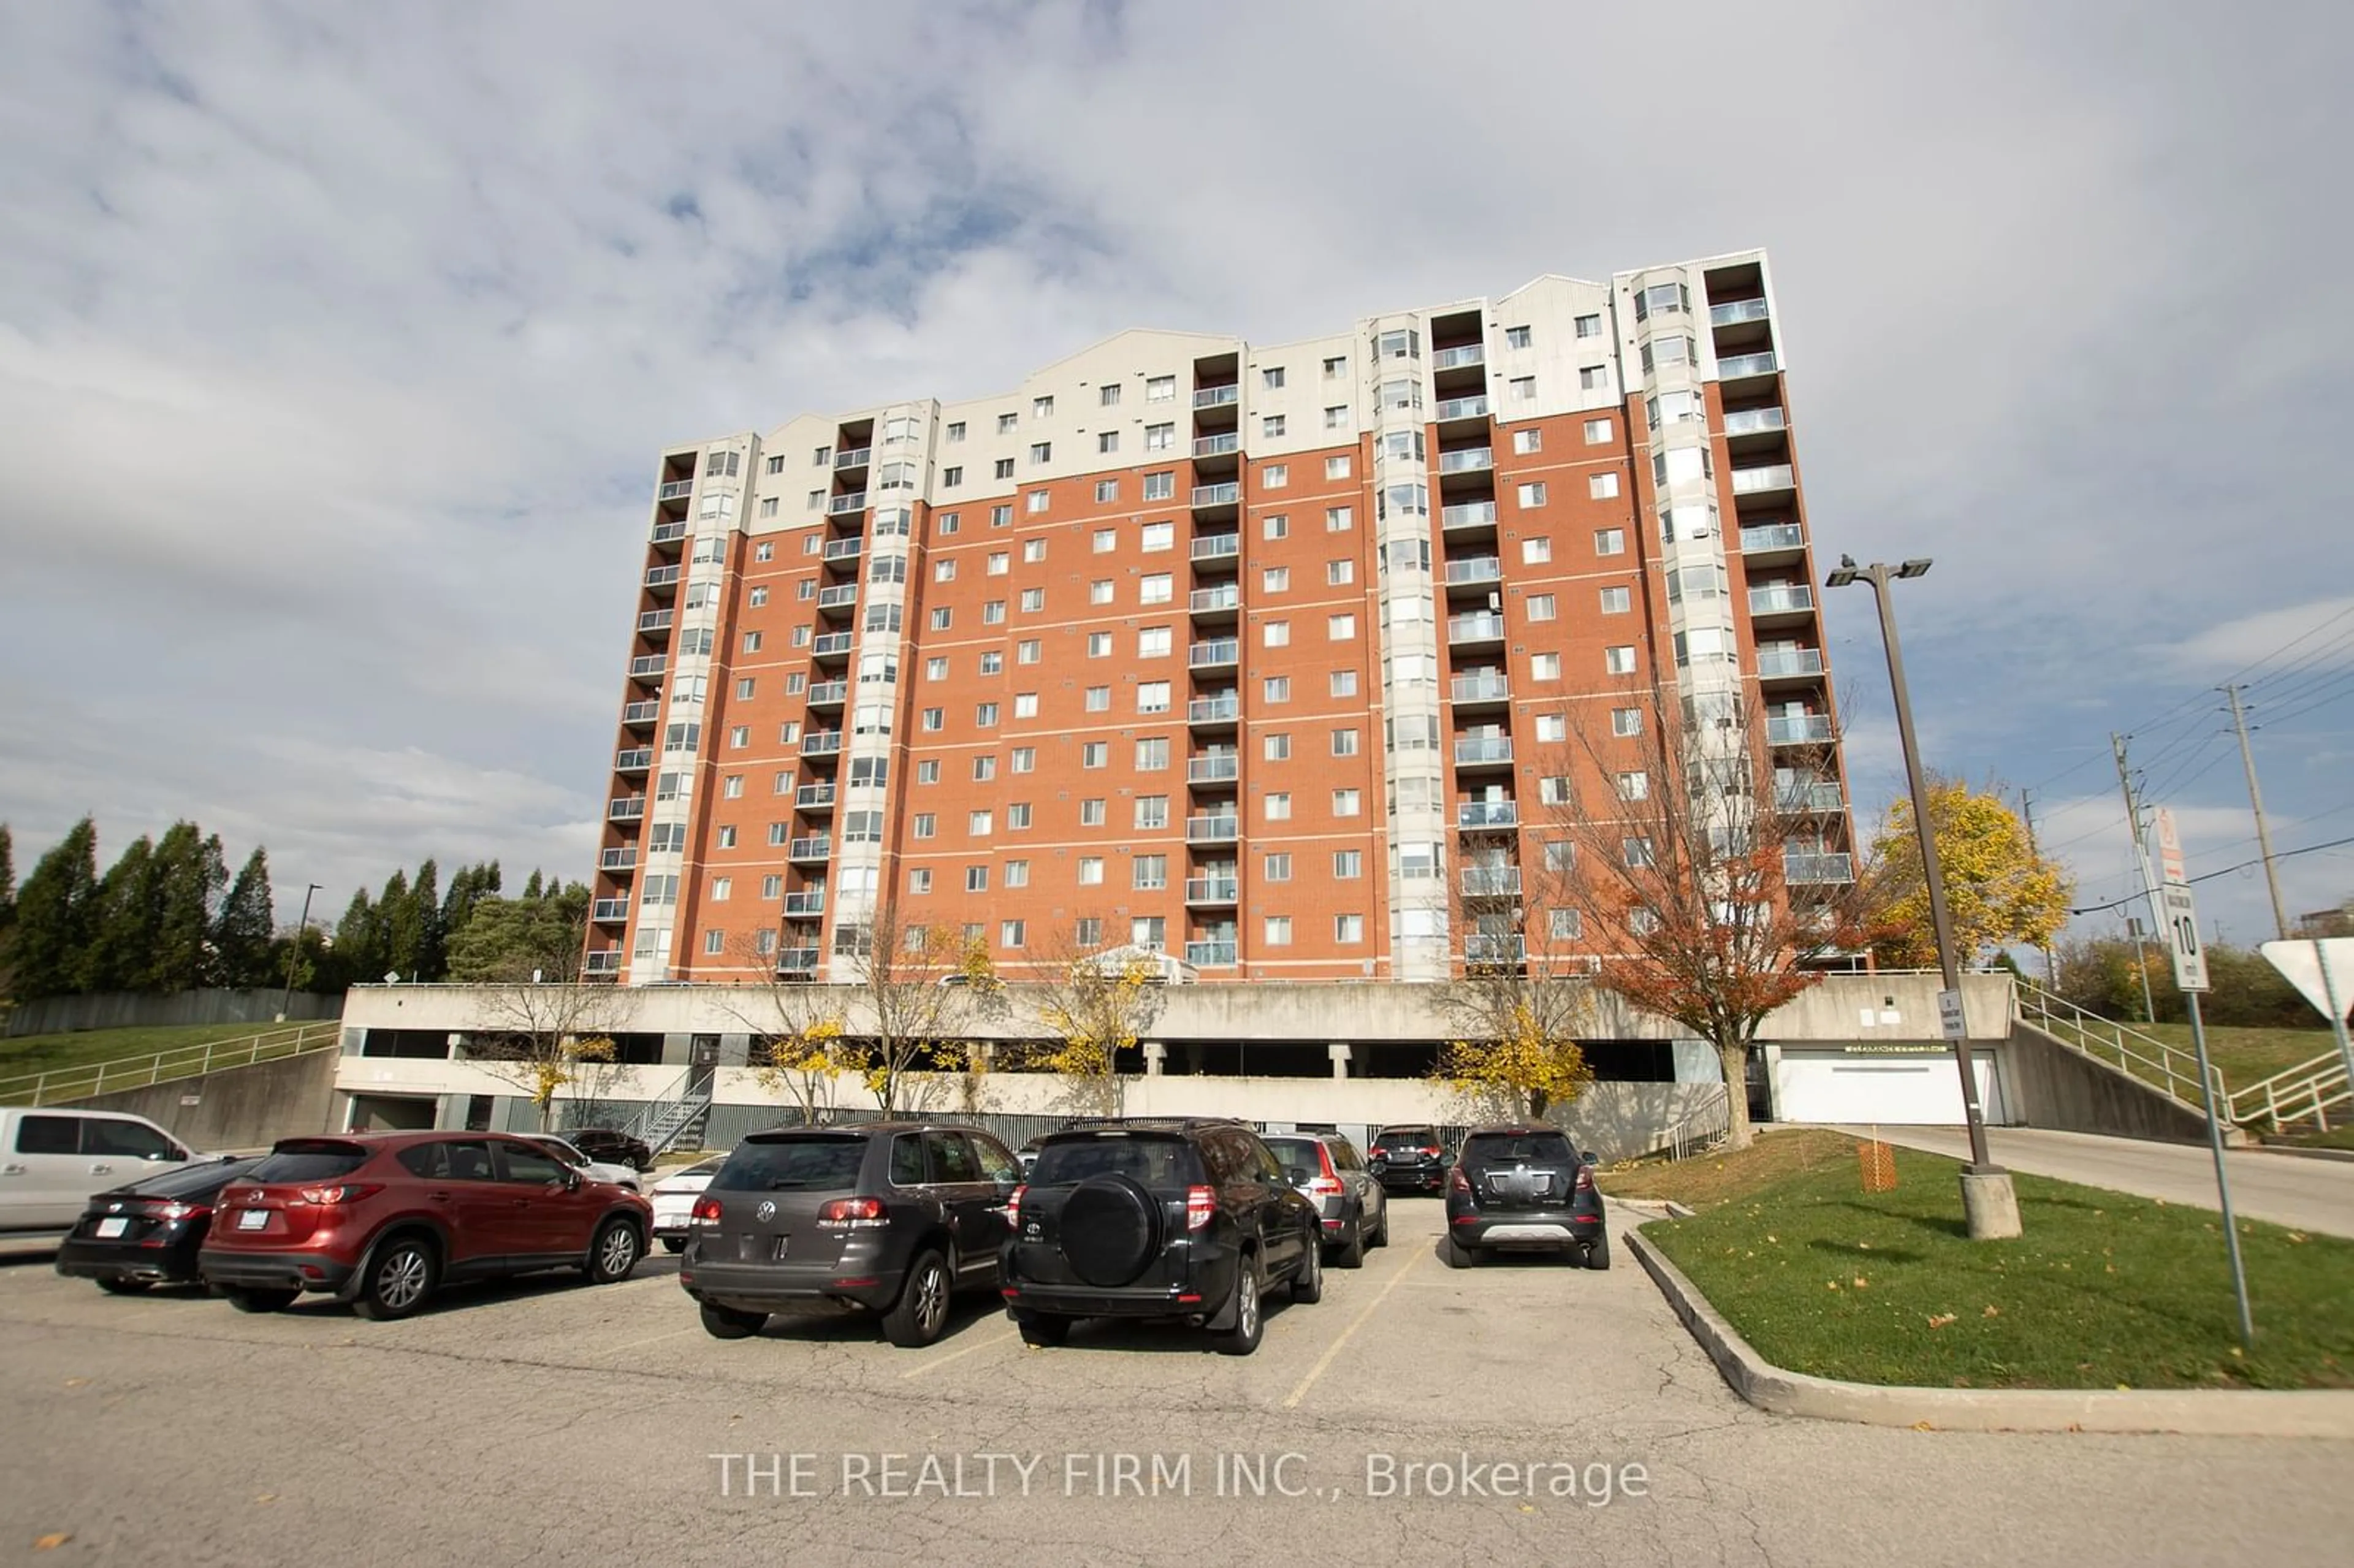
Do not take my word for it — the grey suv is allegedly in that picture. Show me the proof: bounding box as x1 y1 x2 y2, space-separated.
680 1123 1023 1348
1262 1131 1387 1267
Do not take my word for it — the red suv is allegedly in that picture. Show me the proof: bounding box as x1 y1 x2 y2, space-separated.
199 1132 652 1320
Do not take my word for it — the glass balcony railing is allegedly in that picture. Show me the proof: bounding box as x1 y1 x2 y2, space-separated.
584 951 623 975
832 446 872 470
1185 940 1238 967
795 784 837 810
1190 584 1241 613
1432 343 1487 371
1721 406 1788 436
1447 612 1507 642
1451 672 1510 702
1750 585 1816 615
1436 395 1490 421
1192 432 1241 458
1184 877 1240 904
1767 715 1836 746
1191 384 1240 409
799 731 844 756
649 521 688 544
1731 464 1796 495
627 655 666 678
1740 522 1805 553
1441 501 1498 529
821 537 864 562
1191 482 1240 507
827 491 867 515
1444 557 1502 587
1190 533 1240 561
637 610 674 634
657 480 695 501
1454 736 1515 766
1465 935 1526 967
1777 782 1846 813
1710 297 1771 327
817 584 859 611
1187 755 1240 783
1754 647 1826 679
620 700 661 725
1785 851 1856 885
1188 639 1240 668
1460 867 1523 897
806 680 848 706
1436 447 1494 474
1185 816 1241 843
776 948 820 974
608 797 646 821
1719 351 1779 379
812 631 855 656
783 891 826 916
1458 801 1518 829
591 899 630 923
788 836 832 861
644 565 682 588
614 748 652 772
600 848 637 872
1188 694 1241 723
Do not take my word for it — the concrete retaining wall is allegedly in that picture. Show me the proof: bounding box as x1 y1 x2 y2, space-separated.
69 1048 343 1152
6 989 343 1038
2004 1023 2214 1144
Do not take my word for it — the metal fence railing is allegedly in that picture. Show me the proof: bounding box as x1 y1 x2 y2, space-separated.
2013 982 2223 1116
0 1021 345 1108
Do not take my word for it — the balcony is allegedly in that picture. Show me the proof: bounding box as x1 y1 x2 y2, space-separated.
1461 867 1523 899
1730 464 1796 498
1432 343 1486 371
795 783 837 812
1710 297 1771 328
599 848 638 872
1777 781 1846 815
832 446 872 471
627 654 666 679
1767 714 1835 747
1785 851 1856 885
636 609 674 637
1189 583 1243 618
1187 754 1240 784
1465 935 1526 969
776 948 820 976
1188 638 1240 669
783 890 826 917
1185 815 1241 844
1721 406 1788 438
1749 584 1816 617
584 950 623 976
799 729 844 757
1190 481 1240 508
1189 533 1241 562
805 680 848 710
1435 395 1490 424
1454 736 1515 767
1187 693 1241 726
591 899 630 924
1458 801 1518 831
788 835 832 862
1739 522 1805 555
1446 612 1506 645
657 479 695 502
1440 501 1498 536
1184 877 1240 906
1436 447 1494 476
643 564 682 592
1191 432 1241 459
1444 556 1502 590
1450 672 1510 705
812 631 855 660
1755 647 1826 680
620 699 661 728
1191 384 1240 409
1185 940 1238 967
614 747 652 774
821 536 864 564
1718 351 1779 381
608 796 647 822
828 491 867 516
649 520 688 547
816 584 859 615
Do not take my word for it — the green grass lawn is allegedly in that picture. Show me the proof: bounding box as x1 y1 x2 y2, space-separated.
0 1021 337 1097
1622 1129 2354 1391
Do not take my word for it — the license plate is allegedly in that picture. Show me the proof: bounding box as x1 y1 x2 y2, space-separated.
237 1209 269 1231
94 1217 129 1238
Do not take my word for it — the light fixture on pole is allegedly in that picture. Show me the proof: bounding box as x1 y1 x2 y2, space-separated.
1827 555 2021 1240
278 883 323 1022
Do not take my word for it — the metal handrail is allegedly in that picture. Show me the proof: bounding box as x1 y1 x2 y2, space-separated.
1649 1083 1732 1161
2013 981 2228 1117
2226 1051 2352 1133
0 1022 344 1108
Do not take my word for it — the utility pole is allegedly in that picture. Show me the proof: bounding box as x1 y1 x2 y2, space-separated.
278 883 322 1022
2019 788 2059 989
2111 735 2161 1024
2222 683 2291 942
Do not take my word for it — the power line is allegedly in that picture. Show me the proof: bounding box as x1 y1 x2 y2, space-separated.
2067 834 2354 916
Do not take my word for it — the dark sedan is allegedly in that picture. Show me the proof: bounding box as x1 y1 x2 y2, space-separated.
1442 1125 1609 1269
56 1157 259 1293
566 1127 655 1172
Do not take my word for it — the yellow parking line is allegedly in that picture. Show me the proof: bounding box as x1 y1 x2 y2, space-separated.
1280 1245 1424 1409
901 1326 1020 1379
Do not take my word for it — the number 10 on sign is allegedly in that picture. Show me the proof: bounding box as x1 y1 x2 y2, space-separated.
2160 883 2210 993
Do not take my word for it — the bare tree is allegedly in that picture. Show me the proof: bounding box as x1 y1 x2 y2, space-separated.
1524 681 1883 1151
1024 922 1168 1118
462 981 628 1132
720 929 850 1126
827 897 1004 1116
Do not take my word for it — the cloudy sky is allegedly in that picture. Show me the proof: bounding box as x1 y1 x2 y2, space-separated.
1 0 2348 959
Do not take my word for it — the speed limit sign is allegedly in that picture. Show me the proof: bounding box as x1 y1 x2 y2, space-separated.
2160 883 2211 992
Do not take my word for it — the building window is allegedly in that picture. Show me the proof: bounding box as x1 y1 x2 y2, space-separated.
1263 732 1291 761
1263 514 1289 540
1325 506 1353 532
1330 727 1360 757
907 869 932 895
1323 356 1347 378
1026 490 1049 515
1021 587 1045 612
1017 638 1042 664
717 826 737 849
1324 454 1351 480
1082 741 1108 769
1331 788 1360 817
1510 376 1536 403
1536 714 1566 743
1600 585 1632 614
1265 793 1292 821
1078 856 1105 885
1265 853 1292 881
1029 442 1051 466
1261 366 1286 390
1143 472 1175 500
1590 472 1621 500
1094 477 1119 502
1094 528 1118 555
975 701 1000 728
982 600 1007 625
1084 685 1111 712
969 809 993 836
728 725 750 748
1623 837 1655 869
723 774 745 799
1264 621 1290 648
1531 652 1562 680
1335 914 1364 944
1132 855 1167 891
1263 463 1288 489
1262 565 1289 592
929 607 952 630
942 465 963 487
1080 797 1107 826
916 759 940 783
1575 314 1602 339
1145 422 1175 451
1512 429 1542 455
967 866 990 892
921 707 944 731
1618 771 1650 801
1584 417 1613 444
1595 527 1626 555
1263 676 1290 702
1135 737 1170 771
1506 325 1533 349
1333 850 1362 879
1330 669 1357 697
1134 795 1168 829
1146 375 1175 402
1140 571 1174 604
1264 916 1292 946
1327 613 1355 641
990 503 1013 527
1521 536 1552 565
1137 626 1171 657
1517 482 1548 509
1549 908 1583 940
1262 414 1286 439
912 813 936 839
1327 558 1354 587
994 458 1015 480
1579 365 1609 391
1137 680 1171 714
1606 645 1638 675
1324 405 1349 429
1008 802 1032 828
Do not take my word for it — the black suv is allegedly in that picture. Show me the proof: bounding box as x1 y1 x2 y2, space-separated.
1442 1124 1608 1269
568 1128 655 1172
1368 1123 1449 1193
680 1123 1023 1348
1000 1119 1323 1355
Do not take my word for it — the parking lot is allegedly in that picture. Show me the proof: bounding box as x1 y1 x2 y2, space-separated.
5 1197 2352 1566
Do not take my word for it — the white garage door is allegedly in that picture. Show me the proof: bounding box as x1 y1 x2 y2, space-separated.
1774 1050 2006 1126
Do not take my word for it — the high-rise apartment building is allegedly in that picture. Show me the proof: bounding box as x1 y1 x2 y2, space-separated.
589 249 1850 987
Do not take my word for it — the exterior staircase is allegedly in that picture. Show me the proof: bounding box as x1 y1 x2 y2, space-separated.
2012 982 2230 1123
2228 1051 2353 1135
623 1071 714 1156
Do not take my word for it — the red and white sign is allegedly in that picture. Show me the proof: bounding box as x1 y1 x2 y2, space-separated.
2153 808 2187 887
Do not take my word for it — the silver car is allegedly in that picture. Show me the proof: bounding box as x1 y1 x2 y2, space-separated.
523 1134 643 1193
1262 1132 1387 1268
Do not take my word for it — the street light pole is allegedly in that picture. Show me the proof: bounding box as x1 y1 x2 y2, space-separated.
1827 557 2020 1239
279 883 322 1022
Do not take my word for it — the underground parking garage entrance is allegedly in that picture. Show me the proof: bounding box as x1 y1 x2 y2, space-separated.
341 1092 439 1133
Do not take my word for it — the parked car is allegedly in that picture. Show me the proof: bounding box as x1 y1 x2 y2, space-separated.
1016 1137 1047 1178
1442 1125 1609 1270
1262 1131 1387 1267
2 1107 205 1233
566 1127 655 1173
1367 1123 1450 1195
999 1118 1323 1355
648 1154 726 1252
55 1156 259 1293
681 1123 1024 1348
198 1132 652 1319
522 1134 642 1192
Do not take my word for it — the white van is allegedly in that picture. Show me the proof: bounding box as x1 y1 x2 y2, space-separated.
0 1108 202 1233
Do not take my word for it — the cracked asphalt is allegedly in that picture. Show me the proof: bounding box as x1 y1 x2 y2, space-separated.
2 1201 2349 1567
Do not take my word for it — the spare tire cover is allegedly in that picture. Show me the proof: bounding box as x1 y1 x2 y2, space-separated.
1061 1174 1161 1287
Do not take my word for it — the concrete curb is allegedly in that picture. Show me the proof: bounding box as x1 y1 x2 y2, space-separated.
2245 1143 2354 1165
1624 1224 2354 1437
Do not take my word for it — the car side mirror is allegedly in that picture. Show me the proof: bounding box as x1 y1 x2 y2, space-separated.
1582 1151 1599 1165
562 1170 583 1192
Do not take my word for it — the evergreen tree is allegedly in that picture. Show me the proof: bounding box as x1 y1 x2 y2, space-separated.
439 861 500 956
6 818 102 999
409 859 445 981
85 834 161 992
521 868 545 901
147 823 229 991
383 865 429 981
215 847 278 989
333 886 385 988
0 823 16 935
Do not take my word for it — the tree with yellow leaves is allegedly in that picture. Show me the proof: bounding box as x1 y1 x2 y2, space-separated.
752 1016 847 1126
1432 995 1597 1122
1029 929 1167 1117
1868 775 2073 969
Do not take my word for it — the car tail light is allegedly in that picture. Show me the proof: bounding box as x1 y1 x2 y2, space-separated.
1003 1183 1026 1220
296 1184 383 1206
1185 1185 1216 1231
1306 1176 1346 1201
1447 1167 1471 1197
1574 1163 1595 1192
690 1195 724 1224
148 1201 201 1223
1422 1146 1441 1158
817 1196 888 1230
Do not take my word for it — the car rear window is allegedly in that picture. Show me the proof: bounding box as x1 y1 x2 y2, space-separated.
1376 1127 1437 1146
1029 1134 1197 1187
126 1159 256 1198
714 1136 867 1192
1262 1138 1325 1174
1463 1132 1575 1165
246 1143 371 1183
